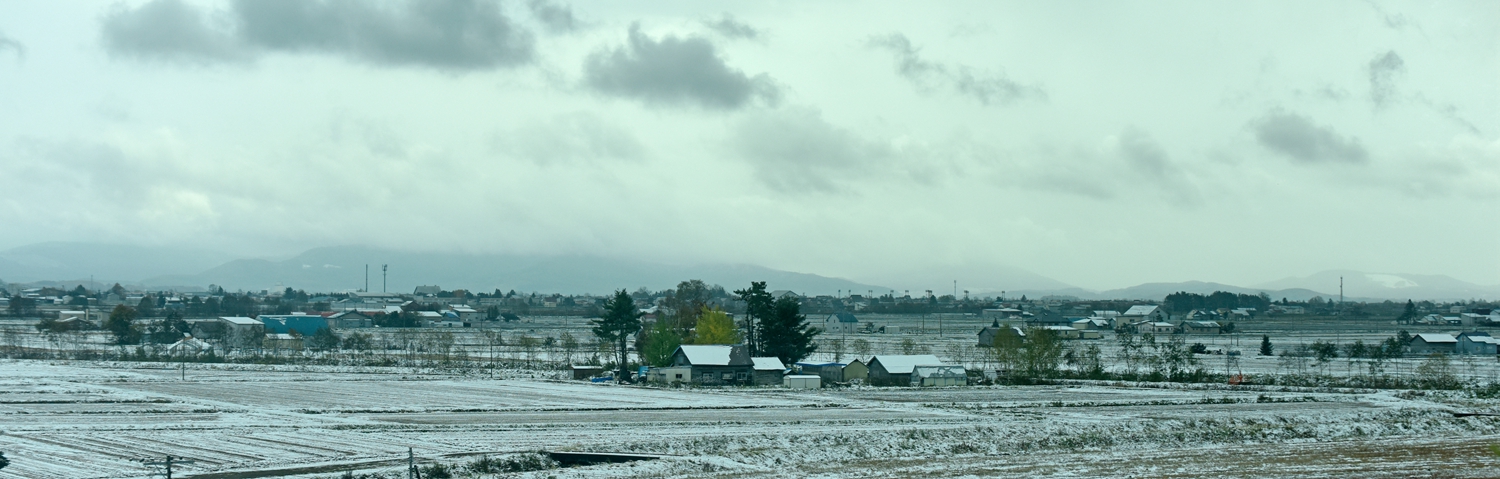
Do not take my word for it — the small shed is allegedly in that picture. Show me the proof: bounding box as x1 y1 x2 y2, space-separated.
649 366 692 384
166 337 212 355
571 365 605 380
263 333 303 351
842 358 869 383
1043 325 1085 340
783 374 821 389
752 357 787 385
1072 318 1111 330
795 362 845 383
1182 321 1221 334
911 365 966 387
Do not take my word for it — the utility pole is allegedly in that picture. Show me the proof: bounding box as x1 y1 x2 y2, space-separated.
143 455 194 479
382 264 388 293
1339 276 1343 307
365 264 369 292
408 447 416 479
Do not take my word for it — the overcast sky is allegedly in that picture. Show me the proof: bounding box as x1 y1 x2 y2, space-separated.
0 0 1495 292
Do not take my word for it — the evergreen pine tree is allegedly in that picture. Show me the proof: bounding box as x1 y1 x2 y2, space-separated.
1260 334 1273 356
1397 300 1417 325
756 296 820 365
592 289 642 382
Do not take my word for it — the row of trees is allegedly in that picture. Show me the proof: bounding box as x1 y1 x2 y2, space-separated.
1162 291 1272 314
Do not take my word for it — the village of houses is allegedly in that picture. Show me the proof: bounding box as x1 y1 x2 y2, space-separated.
7 282 1500 388
5 283 1500 478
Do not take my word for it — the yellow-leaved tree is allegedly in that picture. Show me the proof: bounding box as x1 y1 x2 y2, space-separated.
694 307 742 345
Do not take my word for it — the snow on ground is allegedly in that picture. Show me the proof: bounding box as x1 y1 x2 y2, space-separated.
2 359 1499 478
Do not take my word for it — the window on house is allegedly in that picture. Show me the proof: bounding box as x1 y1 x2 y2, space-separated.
674 373 682 379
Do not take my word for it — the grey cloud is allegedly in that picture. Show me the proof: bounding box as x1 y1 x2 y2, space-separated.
1367 50 1404 108
866 34 944 85
0 30 25 60
100 0 533 70
729 108 898 193
584 23 778 110
868 33 1043 106
1365 1 1420 32
232 0 533 70
703 14 760 40
101 0 249 64
498 113 646 166
1251 110 1368 164
526 0 578 34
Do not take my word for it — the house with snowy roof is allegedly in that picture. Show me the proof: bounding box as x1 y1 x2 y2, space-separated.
752 357 787 385
1456 332 1500 355
977 320 1024 347
1409 333 1457 355
167 337 213 355
823 311 860 334
1181 321 1221 334
867 354 952 386
1134 321 1178 334
328 311 373 329
794 359 861 383
1121 305 1167 322
668 345 754 385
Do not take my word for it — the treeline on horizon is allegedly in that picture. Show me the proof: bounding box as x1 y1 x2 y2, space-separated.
7 282 1497 322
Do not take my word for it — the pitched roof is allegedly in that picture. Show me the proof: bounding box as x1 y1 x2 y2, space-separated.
870 354 945 374
219 316 261 326
829 312 859 323
1415 333 1456 344
675 345 751 366
1123 305 1159 316
752 357 786 371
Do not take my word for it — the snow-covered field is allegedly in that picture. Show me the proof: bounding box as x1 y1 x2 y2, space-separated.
3 359 1499 478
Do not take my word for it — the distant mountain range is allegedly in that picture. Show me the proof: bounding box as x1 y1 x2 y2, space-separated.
1010 273 1500 302
1254 270 1500 302
1 242 1495 300
0 242 235 288
0 243 886 295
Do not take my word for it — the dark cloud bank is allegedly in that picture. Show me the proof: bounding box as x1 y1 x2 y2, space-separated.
102 0 535 70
